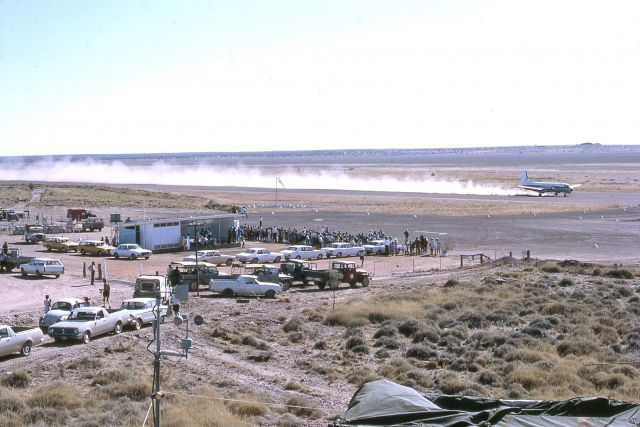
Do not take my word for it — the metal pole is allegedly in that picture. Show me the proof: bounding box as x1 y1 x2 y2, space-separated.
275 177 278 207
153 296 161 427
194 222 200 297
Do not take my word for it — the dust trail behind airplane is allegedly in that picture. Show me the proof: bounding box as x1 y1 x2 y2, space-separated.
0 159 518 196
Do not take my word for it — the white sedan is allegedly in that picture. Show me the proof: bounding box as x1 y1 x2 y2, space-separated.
236 248 285 264
363 239 387 255
20 258 65 278
112 244 152 260
323 242 365 258
281 245 324 260
183 250 236 266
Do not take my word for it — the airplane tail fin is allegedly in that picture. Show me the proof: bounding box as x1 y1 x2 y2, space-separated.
520 171 529 184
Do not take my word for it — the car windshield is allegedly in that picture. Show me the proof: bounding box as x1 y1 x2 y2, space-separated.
122 302 146 310
51 302 72 311
69 312 96 321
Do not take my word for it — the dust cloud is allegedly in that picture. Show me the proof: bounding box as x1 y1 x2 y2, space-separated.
1 159 518 196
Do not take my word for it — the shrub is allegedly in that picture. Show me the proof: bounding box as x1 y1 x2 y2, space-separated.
288 331 306 343
313 340 327 350
398 320 423 337
542 263 560 273
277 413 305 427
1 371 29 388
556 339 598 357
375 336 400 349
345 336 366 350
541 302 569 315
406 345 437 360
286 396 322 418
457 311 485 328
374 325 396 338
102 381 149 401
227 397 269 417
0 386 25 413
351 345 369 354
161 389 251 427
347 367 379 385
28 383 80 409
605 269 633 279
413 327 440 344
444 279 459 288
558 277 574 287
283 317 306 333
91 370 128 386
242 335 270 350
477 370 499 385
248 352 272 362
438 372 468 394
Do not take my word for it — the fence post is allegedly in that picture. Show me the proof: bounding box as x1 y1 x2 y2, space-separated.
97 263 102 281
83 262 86 278
460 256 463 268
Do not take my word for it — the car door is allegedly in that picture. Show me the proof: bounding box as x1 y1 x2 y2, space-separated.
243 277 257 295
0 327 15 354
95 310 109 334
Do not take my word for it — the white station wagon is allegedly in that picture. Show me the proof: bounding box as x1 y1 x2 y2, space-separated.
112 244 152 260
20 258 65 278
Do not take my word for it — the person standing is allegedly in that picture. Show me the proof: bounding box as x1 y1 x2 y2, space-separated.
102 279 111 308
170 293 180 317
44 295 51 313
185 234 191 251
2 241 8 255
89 262 96 285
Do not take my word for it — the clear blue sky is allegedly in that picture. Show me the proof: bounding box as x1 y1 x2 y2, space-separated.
1 0 639 156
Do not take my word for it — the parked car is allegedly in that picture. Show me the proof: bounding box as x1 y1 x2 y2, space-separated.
112 244 152 260
39 297 92 332
78 240 114 256
20 258 65 278
243 264 293 290
48 307 127 344
236 248 285 264
280 260 319 286
281 245 324 260
24 225 46 244
42 236 79 253
119 298 168 330
167 261 231 291
0 325 45 357
183 250 236 266
322 242 365 258
209 275 282 298
133 274 172 299
363 239 387 255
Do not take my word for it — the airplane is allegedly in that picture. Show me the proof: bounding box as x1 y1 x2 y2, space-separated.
518 171 576 197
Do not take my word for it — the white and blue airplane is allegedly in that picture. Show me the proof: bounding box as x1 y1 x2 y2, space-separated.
518 171 576 197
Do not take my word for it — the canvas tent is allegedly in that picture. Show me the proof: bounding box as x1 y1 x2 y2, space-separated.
334 379 640 426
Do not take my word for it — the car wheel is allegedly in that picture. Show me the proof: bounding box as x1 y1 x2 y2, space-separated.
303 279 309 286
376 249 382 255
222 288 234 298
282 280 291 291
36 270 42 277
274 256 281 263
144 255 150 260
265 289 276 299
362 277 370 287
53 337 63 344
295 255 301 260
130 254 137 260
80 249 86 255
252 258 259 264
317 254 323 259
20 268 27 277
349 281 357 288
21 341 32 356
113 322 123 334
337 252 342 258
114 253 120 259
134 318 142 330
317 282 326 290
46 245 51 251
325 253 330 259
226 259 233 266
82 331 91 344
55 274 60 279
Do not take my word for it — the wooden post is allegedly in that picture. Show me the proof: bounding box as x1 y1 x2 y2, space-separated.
97 263 102 281
460 255 463 268
83 262 86 277
509 251 512 258
480 254 484 264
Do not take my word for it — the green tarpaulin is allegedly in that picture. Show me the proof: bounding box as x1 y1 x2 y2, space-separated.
334 380 640 426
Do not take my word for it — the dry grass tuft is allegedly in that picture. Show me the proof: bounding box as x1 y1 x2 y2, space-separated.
0 371 29 389
162 389 252 427
28 382 80 409
325 297 424 327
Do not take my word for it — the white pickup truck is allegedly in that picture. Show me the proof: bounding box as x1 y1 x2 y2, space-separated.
209 275 282 298
120 298 168 330
0 325 46 357
48 307 127 344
